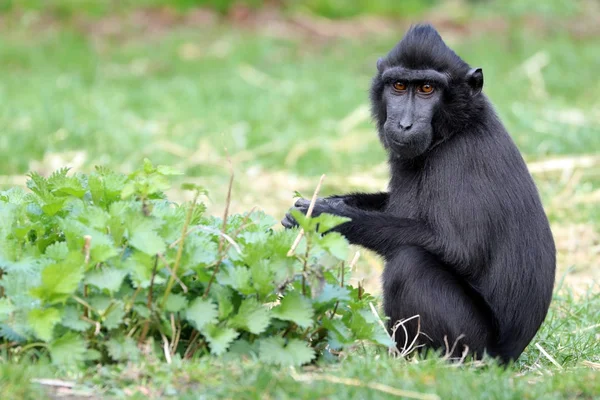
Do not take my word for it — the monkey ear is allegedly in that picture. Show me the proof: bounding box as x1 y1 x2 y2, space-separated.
467 68 484 96
377 58 387 73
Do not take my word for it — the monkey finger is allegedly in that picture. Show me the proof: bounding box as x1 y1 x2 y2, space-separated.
294 198 311 208
281 213 299 229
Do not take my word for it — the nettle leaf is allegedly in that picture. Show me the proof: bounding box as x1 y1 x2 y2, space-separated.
186 298 218 330
0 299 15 322
322 318 353 350
315 283 351 306
210 285 234 320
271 292 314 329
218 265 253 295
102 301 125 330
129 229 166 256
30 256 83 304
156 165 184 176
237 231 268 245
0 323 27 342
188 234 219 267
123 251 166 288
316 232 349 261
165 293 188 313
28 308 61 341
60 306 91 332
230 298 271 334
107 335 140 362
314 213 351 233
85 268 127 293
132 304 151 319
41 198 67 216
45 242 69 261
49 332 87 366
289 209 314 232
203 324 239 356
249 260 276 297
258 337 316 366
248 210 278 231
89 169 127 207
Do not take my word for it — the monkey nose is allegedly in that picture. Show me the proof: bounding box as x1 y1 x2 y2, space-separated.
398 122 413 131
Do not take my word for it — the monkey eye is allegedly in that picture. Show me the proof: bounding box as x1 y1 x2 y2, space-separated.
418 84 434 94
392 81 407 91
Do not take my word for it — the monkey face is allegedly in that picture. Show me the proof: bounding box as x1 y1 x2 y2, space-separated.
380 77 442 159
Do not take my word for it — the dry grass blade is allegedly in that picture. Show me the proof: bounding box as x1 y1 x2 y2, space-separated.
160 332 172 364
82 235 92 264
582 360 600 369
369 302 400 357
31 379 76 388
348 250 361 271
535 343 563 370
287 174 326 257
290 371 440 400
442 334 466 362
572 323 600 333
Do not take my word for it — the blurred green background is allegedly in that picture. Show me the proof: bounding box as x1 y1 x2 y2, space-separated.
0 0 598 292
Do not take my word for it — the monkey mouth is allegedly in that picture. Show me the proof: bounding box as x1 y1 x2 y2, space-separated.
387 136 429 158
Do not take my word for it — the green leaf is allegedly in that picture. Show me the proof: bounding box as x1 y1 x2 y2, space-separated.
60 306 91 332
186 298 218 330
314 213 351 233
203 325 239 356
129 230 166 255
249 260 275 297
102 301 125 330
290 209 313 231
107 335 141 362
230 298 271 334
85 268 127 293
0 298 15 319
271 292 314 329
258 337 315 366
165 293 188 312
219 265 253 295
157 165 184 176
45 242 69 261
41 198 67 216
133 303 151 319
30 258 83 304
315 283 351 306
318 232 349 260
28 308 61 341
322 318 353 350
49 332 86 366
210 286 234 320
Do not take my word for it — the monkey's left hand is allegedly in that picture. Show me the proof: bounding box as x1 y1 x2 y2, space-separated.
281 197 348 229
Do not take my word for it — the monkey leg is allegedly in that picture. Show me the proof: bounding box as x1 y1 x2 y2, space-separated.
382 246 496 360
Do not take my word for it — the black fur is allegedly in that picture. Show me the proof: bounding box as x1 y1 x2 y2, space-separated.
282 24 556 364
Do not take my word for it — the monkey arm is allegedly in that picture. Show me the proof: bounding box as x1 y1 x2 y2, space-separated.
283 198 472 275
327 192 389 212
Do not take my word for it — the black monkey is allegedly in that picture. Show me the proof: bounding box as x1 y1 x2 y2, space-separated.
282 24 556 364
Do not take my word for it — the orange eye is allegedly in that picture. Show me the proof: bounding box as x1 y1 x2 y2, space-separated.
393 82 407 91
419 84 434 94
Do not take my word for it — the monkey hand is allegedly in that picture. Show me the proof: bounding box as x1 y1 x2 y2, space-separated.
281 197 347 229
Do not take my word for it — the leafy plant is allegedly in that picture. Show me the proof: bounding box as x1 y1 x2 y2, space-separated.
0 160 391 367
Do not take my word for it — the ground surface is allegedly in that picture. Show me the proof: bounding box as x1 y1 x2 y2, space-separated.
0 5 599 399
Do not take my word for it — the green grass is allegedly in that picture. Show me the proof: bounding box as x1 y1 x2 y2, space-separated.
1 288 598 399
0 7 599 399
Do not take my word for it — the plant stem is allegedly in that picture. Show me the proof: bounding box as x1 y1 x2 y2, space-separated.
203 165 235 299
161 190 200 308
139 255 158 345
